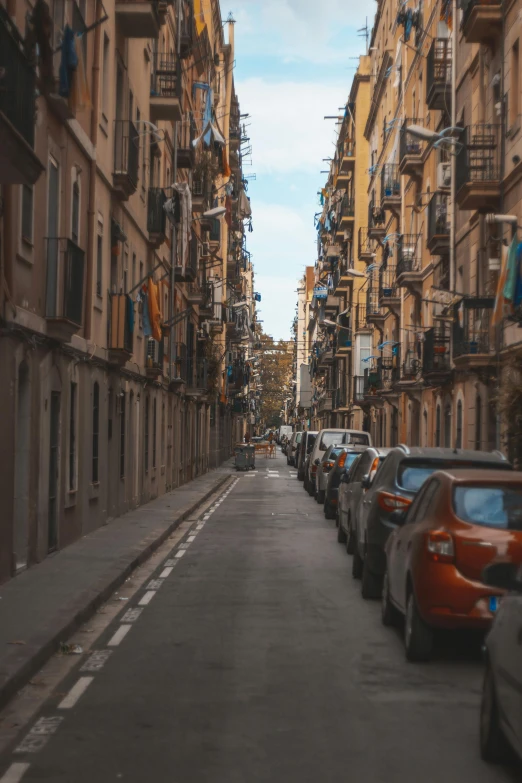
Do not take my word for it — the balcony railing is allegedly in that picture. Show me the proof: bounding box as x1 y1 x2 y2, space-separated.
456 124 501 209
177 112 196 168
0 7 36 151
179 2 194 58
209 217 221 244
366 285 384 318
45 238 84 323
423 327 451 376
150 52 182 121
400 119 426 174
427 192 450 252
381 164 400 202
426 39 452 110
173 342 188 380
146 336 164 377
358 228 374 260
147 188 167 242
336 327 353 352
353 376 366 404
368 199 386 233
340 195 355 218
113 120 139 198
353 302 367 331
186 357 209 390
109 293 133 358
379 264 398 300
452 297 495 358
397 234 422 277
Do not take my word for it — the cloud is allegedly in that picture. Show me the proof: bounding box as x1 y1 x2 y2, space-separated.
236 77 346 175
254 275 299 340
249 202 316 277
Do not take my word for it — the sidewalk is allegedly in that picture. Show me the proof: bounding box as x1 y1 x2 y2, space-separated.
0 463 235 710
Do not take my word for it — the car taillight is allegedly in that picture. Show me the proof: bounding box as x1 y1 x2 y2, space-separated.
323 461 334 473
377 491 412 512
338 452 347 468
368 457 380 483
427 531 455 564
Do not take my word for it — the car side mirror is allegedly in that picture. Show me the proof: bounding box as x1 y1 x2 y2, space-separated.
361 474 371 490
482 562 522 592
314 458 320 466
389 509 407 527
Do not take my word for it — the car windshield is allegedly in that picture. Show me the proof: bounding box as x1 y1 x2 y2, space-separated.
306 434 316 453
319 432 345 450
344 433 370 446
453 485 522 529
398 459 509 493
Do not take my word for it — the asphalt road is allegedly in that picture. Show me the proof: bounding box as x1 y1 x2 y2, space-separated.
0 451 519 783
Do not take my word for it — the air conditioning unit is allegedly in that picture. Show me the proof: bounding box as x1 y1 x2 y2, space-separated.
437 162 451 189
147 338 160 364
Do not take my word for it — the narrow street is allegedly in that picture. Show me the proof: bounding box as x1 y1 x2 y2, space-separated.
0 451 517 783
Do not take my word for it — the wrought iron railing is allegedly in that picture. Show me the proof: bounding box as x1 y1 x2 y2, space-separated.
340 195 355 218
358 228 374 258
428 192 450 244
381 164 400 201
368 198 386 229
400 118 425 163
426 38 451 102
456 124 501 191
147 188 167 236
397 234 422 276
0 6 36 147
150 52 181 99
45 238 85 325
423 327 451 375
452 297 495 357
379 264 398 299
113 119 139 187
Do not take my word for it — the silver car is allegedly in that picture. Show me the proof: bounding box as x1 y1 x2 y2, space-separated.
337 447 391 550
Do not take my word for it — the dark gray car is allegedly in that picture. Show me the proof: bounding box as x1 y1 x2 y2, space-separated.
324 448 366 520
297 431 317 481
353 445 512 600
337 447 391 547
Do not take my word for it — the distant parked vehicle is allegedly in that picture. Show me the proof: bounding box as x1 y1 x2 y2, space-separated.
324 448 365 520
480 560 522 764
307 429 372 498
297 431 318 482
287 432 303 466
352 445 512 600
337 447 390 547
382 469 522 662
315 445 346 504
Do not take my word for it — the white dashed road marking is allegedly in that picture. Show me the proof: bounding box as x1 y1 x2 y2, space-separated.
138 590 156 606
108 624 132 647
187 535 196 543
58 677 94 709
0 763 30 783
160 566 174 578
175 549 186 559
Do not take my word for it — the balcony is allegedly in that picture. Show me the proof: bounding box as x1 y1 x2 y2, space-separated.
113 120 139 200
452 297 495 367
366 286 386 326
0 7 43 185
426 39 451 111
176 232 198 282
333 386 349 411
379 264 400 311
317 343 335 368
353 303 368 332
332 255 355 291
456 124 501 211
339 139 356 173
353 376 367 405
459 0 502 44
186 357 209 395
115 0 162 39
208 218 221 250
192 177 210 213
400 349 423 382
179 2 194 58
396 234 424 290
172 343 188 382
147 188 167 247
399 119 426 177
380 356 400 392
358 228 375 262
325 293 341 314
177 113 196 169
146 337 164 379
108 293 134 365
423 327 452 382
317 391 333 413
335 195 355 240
427 193 450 255
368 199 386 240
45 238 85 342
380 164 401 210
335 327 353 355
229 119 241 151
150 53 182 122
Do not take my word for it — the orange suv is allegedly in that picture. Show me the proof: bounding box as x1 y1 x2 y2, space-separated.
382 469 522 661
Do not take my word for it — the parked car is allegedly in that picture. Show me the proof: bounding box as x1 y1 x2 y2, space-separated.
315 445 347 504
307 429 372 497
352 445 512 600
297 431 318 482
337 447 391 547
287 432 303 466
480 560 522 764
281 436 289 455
382 469 522 661
324 448 366 519
304 452 314 495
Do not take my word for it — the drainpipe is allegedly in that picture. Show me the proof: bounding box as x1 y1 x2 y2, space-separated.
449 0 457 294
2 1 18 321
85 0 103 341
169 0 182 382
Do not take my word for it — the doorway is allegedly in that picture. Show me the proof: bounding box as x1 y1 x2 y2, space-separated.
48 391 60 552
13 362 31 571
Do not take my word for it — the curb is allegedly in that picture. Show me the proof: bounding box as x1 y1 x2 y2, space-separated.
0 472 232 712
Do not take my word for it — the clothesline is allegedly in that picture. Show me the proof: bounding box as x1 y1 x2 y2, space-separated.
53 14 109 53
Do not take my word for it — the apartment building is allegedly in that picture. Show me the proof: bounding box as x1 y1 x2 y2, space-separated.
0 0 255 583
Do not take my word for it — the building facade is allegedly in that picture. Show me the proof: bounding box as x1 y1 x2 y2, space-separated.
0 0 255 583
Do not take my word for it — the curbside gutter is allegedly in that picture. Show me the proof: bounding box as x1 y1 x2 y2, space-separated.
0 473 233 712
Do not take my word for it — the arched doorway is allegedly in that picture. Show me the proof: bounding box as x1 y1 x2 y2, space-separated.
13 362 31 571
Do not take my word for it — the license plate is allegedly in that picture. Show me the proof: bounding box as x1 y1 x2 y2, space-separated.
489 596 499 613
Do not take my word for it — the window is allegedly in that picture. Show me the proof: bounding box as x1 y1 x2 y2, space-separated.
456 400 463 449
435 404 441 447
510 40 519 129
152 398 157 468
21 185 33 243
161 402 165 466
101 34 110 117
475 395 482 450
72 180 80 244
132 253 136 290
453 484 522 529
145 396 149 472
120 392 126 479
444 404 452 448
92 382 99 483
96 232 103 296
69 382 77 490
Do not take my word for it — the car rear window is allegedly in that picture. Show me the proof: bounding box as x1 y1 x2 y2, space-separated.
324 447 344 461
453 485 522 529
398 459 511 493
344 453 360 469
343 433 370 446
319 432 345 450
306 434 316 453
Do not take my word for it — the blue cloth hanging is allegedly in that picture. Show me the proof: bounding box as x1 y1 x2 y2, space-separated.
513 243 522 307
142 288 152 337
59 25 78 98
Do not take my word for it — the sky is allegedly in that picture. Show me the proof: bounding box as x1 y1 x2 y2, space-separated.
228 0 374 341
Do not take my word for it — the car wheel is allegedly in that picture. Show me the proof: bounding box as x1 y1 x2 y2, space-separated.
324 500 336 520
335 510 340 528
361 560 383 600
404 591 434 662
316 489 325 504
352 545 363 579
480 664 509 763
346 517 355 555
381 569 398 627
337 519 347 544
307 480 314 497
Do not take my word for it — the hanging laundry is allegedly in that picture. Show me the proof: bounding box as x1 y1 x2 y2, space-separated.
69 33 91 112
440 0 453 29
503 234 519 303
142 285 152 337
174 183 192 274
238 190 251 219
222 147 231 178
59 25 78 98
513 244 522 308
147 277 162 342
